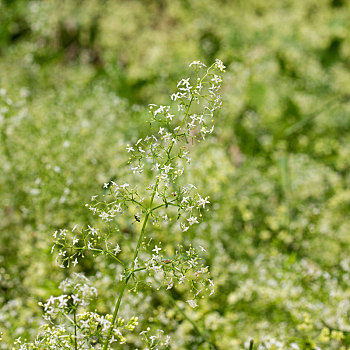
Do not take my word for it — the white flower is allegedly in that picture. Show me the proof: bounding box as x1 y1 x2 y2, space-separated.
72 258 78 267
113 244 121 255
199 245 206 252
153 163 160 171
171 92 182 101
88 225 98 236
59 229 67 237
162 164 173 173
186 299 198 308
212 74 222 84
58 250 66 257
208 279 215 295
99 211 110 221
160 172 169 181
181 196 189 204
215 58 226 72
189 60 206 69
163 132 172 142
187 216 199 226
197 195 210 208
178 103 184 111
58 295 68 308
103 182 109 188
150 335 157 344
152 245 161 254
166 113 174 120
81 319 90 328
167 278 173 290
72 237 79 245
197 115 204 124
89 205 97 214
71 294 80 304
126 146 134 152
131 164 144 174
187 258 197 268
164 335 171 346
180 223 189 232
177 78 190 87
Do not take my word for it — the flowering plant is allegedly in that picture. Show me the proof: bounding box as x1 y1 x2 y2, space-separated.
15 59 225 349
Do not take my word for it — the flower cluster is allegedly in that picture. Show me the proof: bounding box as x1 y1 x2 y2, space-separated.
142 244 214 306
52 220 124 270
39 273 97 321
14 274 139 349
53 59 224 270
139 328 171 349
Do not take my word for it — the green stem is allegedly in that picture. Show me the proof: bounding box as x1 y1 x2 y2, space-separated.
102 72 201 349
74 309 78 350
103 275 130 349
102 199 155 349
78 247 127 268
105 250 127 268
151 199 177 212
133 266 147 273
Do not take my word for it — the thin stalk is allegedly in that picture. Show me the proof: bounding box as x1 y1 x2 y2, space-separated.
151 199 177 212
74 309 78 350
81 247 127 268
105 250 127 268
103 275 130 349
133 266 147 273
102 204 154 349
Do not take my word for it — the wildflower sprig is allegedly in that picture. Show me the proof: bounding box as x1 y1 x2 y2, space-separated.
39 273 97 322
15 274 139 349
140 328 171 349
49 59 225 349
142 244 215 303
52 225 126 269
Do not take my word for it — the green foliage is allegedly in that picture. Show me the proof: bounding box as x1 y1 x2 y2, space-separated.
1 0 350 349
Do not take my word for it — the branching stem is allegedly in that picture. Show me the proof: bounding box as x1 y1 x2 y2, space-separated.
101 66 215 348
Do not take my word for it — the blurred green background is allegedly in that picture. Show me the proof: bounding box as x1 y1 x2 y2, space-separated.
1 0 350 349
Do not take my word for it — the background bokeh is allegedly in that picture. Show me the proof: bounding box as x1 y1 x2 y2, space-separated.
1 0 350 348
